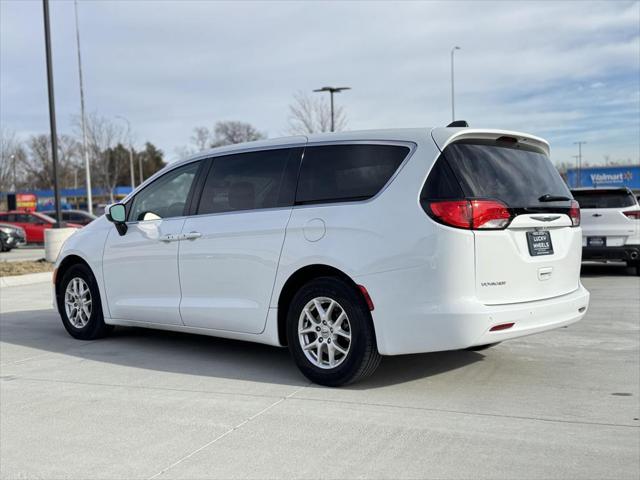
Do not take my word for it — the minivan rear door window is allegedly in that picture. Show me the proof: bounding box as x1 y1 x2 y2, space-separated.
442 140 572 210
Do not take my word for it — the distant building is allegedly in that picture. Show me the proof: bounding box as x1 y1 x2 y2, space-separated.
0 186 133 213
566 166 640 192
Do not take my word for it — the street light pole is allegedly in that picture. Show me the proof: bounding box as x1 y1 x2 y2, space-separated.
572 155 580 188
10 154 16 191
116 115 135 189
330 90 335 132
138 150 144 183
574 141 587 187
42 0 62 227
450 46 461 123
313 86 351 132
74 0 92 214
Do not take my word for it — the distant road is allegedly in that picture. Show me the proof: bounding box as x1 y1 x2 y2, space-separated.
0 247 46 263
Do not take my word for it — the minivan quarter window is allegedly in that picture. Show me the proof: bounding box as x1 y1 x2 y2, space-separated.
296 144 410 204
129 161 200 221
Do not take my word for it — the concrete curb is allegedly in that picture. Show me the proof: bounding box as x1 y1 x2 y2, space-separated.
0 271 52 288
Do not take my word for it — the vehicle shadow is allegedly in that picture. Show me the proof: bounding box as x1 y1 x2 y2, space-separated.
581 262 636 277
0 309 484 389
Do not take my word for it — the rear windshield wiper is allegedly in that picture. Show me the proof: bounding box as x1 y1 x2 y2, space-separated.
538 194 571 202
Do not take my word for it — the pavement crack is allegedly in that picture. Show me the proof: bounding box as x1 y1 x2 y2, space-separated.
3 375 300 401
147 383 310 480
0 339 102 367
289 395 640 429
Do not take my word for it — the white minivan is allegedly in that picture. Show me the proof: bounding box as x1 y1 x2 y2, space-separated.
54 127 590 386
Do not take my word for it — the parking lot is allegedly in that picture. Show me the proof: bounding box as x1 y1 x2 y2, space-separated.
0 264 638 479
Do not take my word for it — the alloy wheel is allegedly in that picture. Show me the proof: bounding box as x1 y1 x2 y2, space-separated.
298 297 352 369
64 277 92 328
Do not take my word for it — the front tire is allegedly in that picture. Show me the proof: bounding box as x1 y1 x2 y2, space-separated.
58 263 112 340
286 277 380 387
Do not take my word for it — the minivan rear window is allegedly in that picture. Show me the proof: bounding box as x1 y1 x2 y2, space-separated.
429 140 571 208
571 190 637 209
296 144 410 204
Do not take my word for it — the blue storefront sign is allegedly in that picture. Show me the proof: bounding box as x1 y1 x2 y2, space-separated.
566 166 640 190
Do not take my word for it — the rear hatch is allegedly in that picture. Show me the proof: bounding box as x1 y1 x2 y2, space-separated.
425 131 581 305
571 189 640 247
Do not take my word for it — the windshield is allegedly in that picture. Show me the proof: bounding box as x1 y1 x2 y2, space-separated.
443 140 571 209
571 190 637 209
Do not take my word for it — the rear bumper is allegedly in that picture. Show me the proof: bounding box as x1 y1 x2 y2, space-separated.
360 264 590 355
582 246 640 262
466 285 589 347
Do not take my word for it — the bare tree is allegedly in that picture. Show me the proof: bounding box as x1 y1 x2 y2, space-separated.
186 121 265 154
0 128 26 191
78 113 125 202
287 91 347 134
190 127 212 151
18 134 81 190
212 121 265 147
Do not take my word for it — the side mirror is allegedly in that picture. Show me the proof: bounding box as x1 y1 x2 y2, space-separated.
106 203 128 236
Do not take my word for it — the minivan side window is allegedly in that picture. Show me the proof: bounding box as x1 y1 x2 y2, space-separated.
296 144 410 204
129 161 200 222
197 148 300 215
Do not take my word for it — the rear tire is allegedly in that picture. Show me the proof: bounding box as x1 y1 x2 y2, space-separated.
286 277 381 387
57 263 112 340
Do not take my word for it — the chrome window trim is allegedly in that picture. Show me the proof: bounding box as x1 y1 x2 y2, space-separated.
124 139 417 223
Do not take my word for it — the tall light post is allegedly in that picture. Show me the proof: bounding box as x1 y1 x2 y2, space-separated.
74 0 92 214
10 154 16 191
138 146 144 183
574 141 587 187
313 86 351 132
116 115 135 189
572 155 580 188
42 0 62 227
450 46 461 122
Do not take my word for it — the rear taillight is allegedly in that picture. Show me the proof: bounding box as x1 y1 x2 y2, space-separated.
569 200 580 227
623 210 640 220
426 199 512 230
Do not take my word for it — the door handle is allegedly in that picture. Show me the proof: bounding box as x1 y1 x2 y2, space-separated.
182 231 202 240
159 234 180 243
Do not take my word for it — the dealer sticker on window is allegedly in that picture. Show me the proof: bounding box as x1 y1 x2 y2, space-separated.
526 230 554 256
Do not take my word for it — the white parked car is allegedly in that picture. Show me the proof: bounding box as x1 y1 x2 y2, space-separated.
54 127 590 386
571 187 640 275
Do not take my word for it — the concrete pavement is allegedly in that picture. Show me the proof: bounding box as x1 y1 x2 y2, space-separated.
0 264 638 479
0 247 46 263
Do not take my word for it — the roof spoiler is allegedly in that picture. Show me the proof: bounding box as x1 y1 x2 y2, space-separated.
447 120 469 128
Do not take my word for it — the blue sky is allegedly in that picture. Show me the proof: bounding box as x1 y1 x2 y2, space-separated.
1 0 638 165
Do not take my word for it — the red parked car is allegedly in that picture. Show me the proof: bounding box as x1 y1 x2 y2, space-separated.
0 211 82 243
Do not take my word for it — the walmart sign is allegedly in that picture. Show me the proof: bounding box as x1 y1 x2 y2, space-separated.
566 166 640 190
